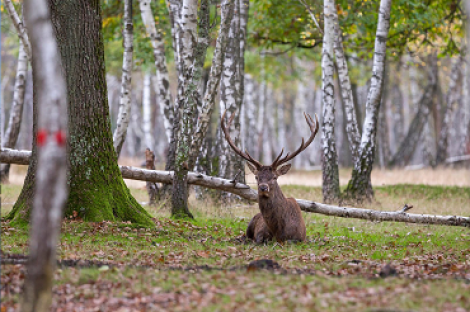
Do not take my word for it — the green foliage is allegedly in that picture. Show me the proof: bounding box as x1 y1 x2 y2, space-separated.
101 0 173 74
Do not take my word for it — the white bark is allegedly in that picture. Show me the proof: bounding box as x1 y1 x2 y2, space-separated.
142 73 154 150
277 94 286 153
4 0 31 60
113 0 134 156
294 75 308 168
140 0 174 144
3 148 469 228
2 41 28 149
332 7 361 164
346 0 392 201
189 0 234 164
357 0 391 156
244 75 257 154
321 0 340 202
218 0 241 180
459 54 470 156
257 80 266 161
20 0 68 309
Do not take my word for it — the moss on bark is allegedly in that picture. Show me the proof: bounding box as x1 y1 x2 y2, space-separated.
7 0 153 227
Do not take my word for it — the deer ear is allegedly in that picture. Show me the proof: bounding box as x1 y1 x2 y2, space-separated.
276 164 291 176
247 162 258 175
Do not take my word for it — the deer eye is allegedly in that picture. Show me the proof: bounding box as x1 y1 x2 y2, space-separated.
255 176 259 180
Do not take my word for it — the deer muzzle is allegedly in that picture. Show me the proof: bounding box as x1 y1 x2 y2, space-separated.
258 184 269 195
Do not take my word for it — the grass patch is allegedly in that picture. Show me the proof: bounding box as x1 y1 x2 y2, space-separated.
2 183 470 311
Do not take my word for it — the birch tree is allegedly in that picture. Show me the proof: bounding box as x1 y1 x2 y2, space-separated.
20 0 67 309
321 0 340 203
4 0 31 60
218 0 243 186
188 0 234 166
436 57 462 164
172 0 234 217
1 40 29 182
8 0 153 226
332 7 361 164
113 0 134 156
459 61 470 156
142 73 154 150
140 0 174 146
344 0 392 202
389 58 438 167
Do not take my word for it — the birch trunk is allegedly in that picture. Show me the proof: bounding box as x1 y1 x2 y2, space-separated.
244 75 258 155
321 0 340 203
256 80 266 162
113 0 134 156
294 77 308 168
277 94 286 153
1 41 29 182
436 57 462 164
4 0 31 60
172 0 199 218
188 0 234 166
5 148 470 228
142 73 154 150
140 0 173 145
459 60 470 156
218 0 241 182
332 7 361 164
20 0 67 310
389 59 438 167
390 62 404 154
345 0 392 203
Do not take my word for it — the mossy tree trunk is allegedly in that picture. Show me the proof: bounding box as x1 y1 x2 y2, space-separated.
7 0 153 227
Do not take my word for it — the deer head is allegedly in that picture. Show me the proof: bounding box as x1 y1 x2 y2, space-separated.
221 110 319 198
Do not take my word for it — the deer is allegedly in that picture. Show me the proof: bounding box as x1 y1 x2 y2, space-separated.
221 110 319 243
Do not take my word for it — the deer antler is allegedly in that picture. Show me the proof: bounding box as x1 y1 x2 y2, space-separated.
221 110 262 168
271 112 319 169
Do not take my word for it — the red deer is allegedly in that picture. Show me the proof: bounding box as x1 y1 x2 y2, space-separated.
221 110 319 243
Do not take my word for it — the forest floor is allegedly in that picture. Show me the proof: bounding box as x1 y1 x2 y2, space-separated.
1 166 470 311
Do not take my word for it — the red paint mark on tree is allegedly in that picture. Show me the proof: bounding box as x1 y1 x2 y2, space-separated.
37 129 48 146
55 131 66 146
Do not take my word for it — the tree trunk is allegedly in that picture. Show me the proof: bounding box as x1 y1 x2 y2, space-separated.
244 75 258 155
20 0 68 310
145 148 159 205
6 0 154 226
188 0 234 166
256 79 266 161
321 0 340 203
113 0 134 157
4 0 31 60
140 0 174 145
1 41 29 182
389 57 438 167
142 73 154 150
436 57 462 164
218 0 242 193
171 0 199 218
344 0 392 203
332 7 361 165
459 61 470 156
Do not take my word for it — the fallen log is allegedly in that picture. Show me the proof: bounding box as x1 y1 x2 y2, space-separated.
2 148 470 228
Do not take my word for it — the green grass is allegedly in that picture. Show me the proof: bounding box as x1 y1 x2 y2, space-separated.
2 183 470 311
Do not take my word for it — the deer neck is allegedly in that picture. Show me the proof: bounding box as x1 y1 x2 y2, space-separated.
258 183 287 230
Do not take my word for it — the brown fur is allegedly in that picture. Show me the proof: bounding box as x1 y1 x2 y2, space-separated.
247 165 306 243
221 110 318 244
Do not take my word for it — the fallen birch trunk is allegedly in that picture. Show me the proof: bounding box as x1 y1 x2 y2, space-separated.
2 148 470 228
